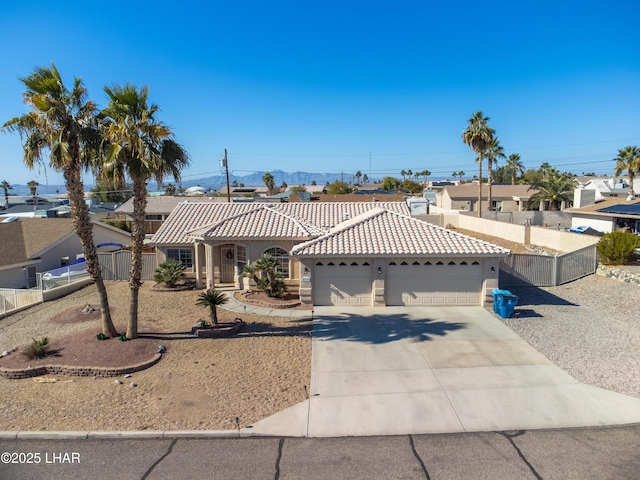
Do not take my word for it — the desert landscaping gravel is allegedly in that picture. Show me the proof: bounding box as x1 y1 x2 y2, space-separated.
0 271 638 433
504 273 640 399
0 282 311 432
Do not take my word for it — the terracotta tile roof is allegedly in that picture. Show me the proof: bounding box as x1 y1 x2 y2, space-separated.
188 205 325 239
151 202 411 245
291 208 510 257
0 218 75 267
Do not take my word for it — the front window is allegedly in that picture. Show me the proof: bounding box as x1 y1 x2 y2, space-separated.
265 247 289 278
167 248 193 269
237 245 247 271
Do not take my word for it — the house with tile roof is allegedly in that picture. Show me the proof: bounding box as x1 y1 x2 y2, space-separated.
0 218 131 289
151 202 509 306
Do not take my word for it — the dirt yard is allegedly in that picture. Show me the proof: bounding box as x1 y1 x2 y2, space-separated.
0 282 312 431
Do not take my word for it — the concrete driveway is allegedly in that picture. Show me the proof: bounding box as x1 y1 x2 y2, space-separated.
247 306 640 437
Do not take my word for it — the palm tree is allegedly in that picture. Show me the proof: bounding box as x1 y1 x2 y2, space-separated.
262 172 275 195
613 146 640 197
2 63 118 337
196 289 229 325
413 172 420 182
506 153 524 185
421 169 431 187
406 169 412 180
164 183 177 195
355 170 362 185
484 137 506 211
1 180 13 209
539 162 552 180
527 173 577 211
457 171 465 182
462 111 495 217
400 169 407 181
362 174 369 184
100 83 189 339
27 180 39 208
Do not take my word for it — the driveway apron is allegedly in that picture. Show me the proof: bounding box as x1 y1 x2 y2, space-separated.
247 306 640 437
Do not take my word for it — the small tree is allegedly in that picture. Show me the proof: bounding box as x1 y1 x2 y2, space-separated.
154 259 186 287
597 231 640 265
196 289 229 325
242 254 287 298
326 180 352 194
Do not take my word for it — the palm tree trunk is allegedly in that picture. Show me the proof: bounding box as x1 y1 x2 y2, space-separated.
211 306 218 325
63 147 118 337
511 168 516 186
127 177 147 339
630 172 635 197
477 153 482 218
487 160 493 211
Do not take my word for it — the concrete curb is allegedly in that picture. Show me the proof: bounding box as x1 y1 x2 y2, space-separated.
0 429 253 440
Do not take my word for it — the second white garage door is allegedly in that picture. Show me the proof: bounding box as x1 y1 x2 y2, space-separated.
386 260 482 306
314 261 372 306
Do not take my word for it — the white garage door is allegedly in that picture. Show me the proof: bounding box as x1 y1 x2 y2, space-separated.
314 260 372 306
386 260 482 306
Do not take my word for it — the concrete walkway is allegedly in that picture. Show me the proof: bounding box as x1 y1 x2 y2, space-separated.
245 306 640 437
220 288 313 319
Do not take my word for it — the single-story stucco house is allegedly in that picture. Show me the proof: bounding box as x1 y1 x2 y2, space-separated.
151 201 509 307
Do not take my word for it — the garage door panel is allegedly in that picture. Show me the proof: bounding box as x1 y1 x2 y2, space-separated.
386 262 482 306
314 263 372 306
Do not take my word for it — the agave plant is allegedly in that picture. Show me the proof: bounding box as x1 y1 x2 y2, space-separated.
154 259 186 287
195 289 229 325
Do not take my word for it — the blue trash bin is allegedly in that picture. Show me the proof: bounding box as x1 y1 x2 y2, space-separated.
497 294 518 318
492 289 511 313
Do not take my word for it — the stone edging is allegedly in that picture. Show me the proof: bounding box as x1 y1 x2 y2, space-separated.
235 292 301 309
0 353 162 380
596 264 640 286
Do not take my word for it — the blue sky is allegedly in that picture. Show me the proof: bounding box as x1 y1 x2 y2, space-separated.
1 0 639 187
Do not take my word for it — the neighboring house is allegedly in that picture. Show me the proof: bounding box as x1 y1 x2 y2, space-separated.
218 186 270 197
566 191 640 234
574 176 629 200
151 202 509 307
437 184 536 212
114 196 225 235
0 218 131 289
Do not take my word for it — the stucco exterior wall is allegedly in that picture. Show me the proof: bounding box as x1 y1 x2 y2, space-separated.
570 214 615 233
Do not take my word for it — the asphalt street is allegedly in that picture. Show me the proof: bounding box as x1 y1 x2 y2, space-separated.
1 424 639 479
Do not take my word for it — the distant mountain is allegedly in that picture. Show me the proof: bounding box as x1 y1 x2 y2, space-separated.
180 170 360 190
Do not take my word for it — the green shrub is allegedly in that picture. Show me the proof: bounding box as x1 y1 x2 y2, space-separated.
154 259 186 287
21 337 49 359
596 231 640 265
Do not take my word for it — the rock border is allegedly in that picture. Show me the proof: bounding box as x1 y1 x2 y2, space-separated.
191 319 244 338
0 353 163 380
151 282 196 292
596 264 640 286
235 292 301 309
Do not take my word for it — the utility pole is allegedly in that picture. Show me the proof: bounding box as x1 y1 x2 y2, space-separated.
221 149 231 203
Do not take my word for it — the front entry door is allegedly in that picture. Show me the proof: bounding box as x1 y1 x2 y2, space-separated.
220 245 235 283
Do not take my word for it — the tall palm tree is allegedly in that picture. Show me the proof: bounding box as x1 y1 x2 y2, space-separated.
100 83 189 339
27 180 39 208
457 171 465 182
1 180 13 209
613 146 640 197
527 173 577 211
2 63 118 337
506 153 524 185
484 137 506 211
462 111 495 217
262 172 275 195
422 169 431 187
355 170 362 185
400 169 407 181
362 173 369 184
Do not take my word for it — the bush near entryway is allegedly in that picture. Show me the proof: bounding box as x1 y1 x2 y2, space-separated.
154 259 186 287
596 231 640 265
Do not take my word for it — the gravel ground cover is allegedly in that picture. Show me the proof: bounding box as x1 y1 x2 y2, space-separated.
0 282 312 432
504 273 640 398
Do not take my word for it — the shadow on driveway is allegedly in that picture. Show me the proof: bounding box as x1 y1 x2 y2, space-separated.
312 312 465 344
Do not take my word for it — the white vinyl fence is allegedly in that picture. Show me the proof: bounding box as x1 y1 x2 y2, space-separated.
0 288 43 318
